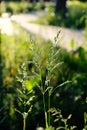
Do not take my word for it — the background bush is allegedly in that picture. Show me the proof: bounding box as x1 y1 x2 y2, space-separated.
1 1 87 29
30 1 87 29
5 1 46 14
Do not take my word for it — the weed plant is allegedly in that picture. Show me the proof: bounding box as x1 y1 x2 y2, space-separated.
83 112 87 130
0 26 32 130
16 63 35 130
16 32 70 130
49 108 76 130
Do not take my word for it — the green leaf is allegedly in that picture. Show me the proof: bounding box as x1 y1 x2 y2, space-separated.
15 108 22 116
51 80 71 95
51 49 61 60
44 87 53 94
17 88 23 95
51 62 63 72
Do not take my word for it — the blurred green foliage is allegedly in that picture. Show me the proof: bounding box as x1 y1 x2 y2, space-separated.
1 1 87 29
31 1 87 29
0 23 87 130
5 2 46 14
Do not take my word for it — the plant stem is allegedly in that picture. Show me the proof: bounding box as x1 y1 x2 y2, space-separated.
23 118 26 130
48 91 50 127
43 94 48 128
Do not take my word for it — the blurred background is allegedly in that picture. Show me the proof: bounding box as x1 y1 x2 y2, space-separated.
0 0 87 130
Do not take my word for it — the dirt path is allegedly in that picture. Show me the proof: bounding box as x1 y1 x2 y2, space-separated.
11 13 85 50
0 12 85 50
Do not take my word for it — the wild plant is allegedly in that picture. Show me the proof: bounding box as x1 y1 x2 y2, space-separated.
49 108 76 130
83 112 87 130
27 33 70 129
15 32 71 129
16 63 35 130
83 98 87 130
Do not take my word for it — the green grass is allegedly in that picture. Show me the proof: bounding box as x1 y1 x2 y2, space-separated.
5 1 46 14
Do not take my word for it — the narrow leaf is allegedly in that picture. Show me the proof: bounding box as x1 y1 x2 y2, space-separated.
51 80 71 95
17 88 23 95
56 126 65 130
15 109 22 116
36 84 43 94
28 106 32 113
51 62 63 72
26 90 33 96
51 49 61 60
44 87 52 94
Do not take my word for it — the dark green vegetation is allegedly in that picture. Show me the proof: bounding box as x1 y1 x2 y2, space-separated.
0 22 87 129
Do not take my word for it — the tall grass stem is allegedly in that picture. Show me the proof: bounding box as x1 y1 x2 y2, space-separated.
48 91 50 127
43 94 48 128
23 118 26 130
